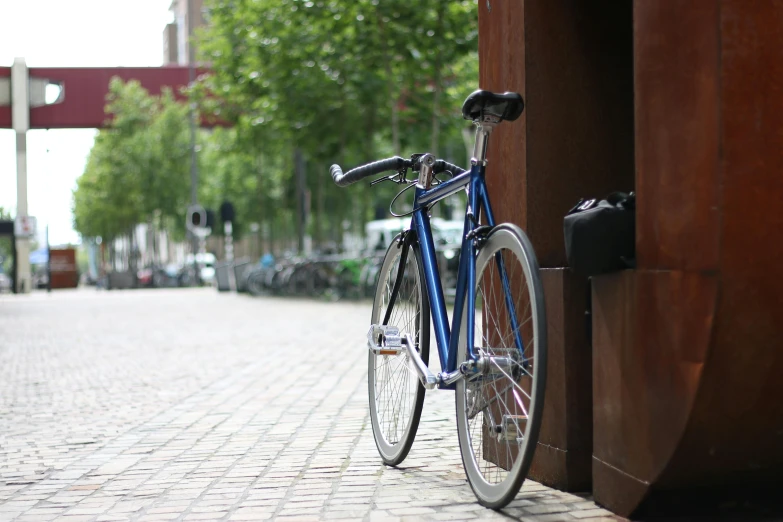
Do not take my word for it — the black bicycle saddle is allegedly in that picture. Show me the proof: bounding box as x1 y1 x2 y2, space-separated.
461 90 524 123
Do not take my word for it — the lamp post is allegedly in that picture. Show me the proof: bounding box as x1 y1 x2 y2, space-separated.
186 0 200 283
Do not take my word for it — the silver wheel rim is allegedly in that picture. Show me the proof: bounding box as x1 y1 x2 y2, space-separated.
369 246 425 462
456 226 544 505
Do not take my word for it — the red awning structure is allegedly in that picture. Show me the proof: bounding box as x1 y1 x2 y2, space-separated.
0 65 213 129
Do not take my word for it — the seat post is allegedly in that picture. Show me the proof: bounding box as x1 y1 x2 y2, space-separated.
471 119 498 166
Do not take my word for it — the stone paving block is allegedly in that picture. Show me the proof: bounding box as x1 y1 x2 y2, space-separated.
526 503 576 515
570 508 616 519
389 506 438 516
0 290 624 522
137 513 180 520
228 511 274 521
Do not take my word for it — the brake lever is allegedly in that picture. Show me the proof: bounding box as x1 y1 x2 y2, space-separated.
370 174 397 186
370 169 412 186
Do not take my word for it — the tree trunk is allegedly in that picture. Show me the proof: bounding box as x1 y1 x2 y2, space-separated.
294 148 306 254
377 13 400 155
315 162 324 250
430 1 445 157
361 103 377 237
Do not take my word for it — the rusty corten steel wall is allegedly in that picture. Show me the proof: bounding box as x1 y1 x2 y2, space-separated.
478 0 634 492
592 0 783 516
481 1 634 268
479 1 527 229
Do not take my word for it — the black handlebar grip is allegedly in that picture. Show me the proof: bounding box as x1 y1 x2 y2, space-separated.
330 156 406 187
433 160 467 177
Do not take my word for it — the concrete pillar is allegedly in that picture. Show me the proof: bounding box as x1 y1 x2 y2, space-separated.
11 58 31 294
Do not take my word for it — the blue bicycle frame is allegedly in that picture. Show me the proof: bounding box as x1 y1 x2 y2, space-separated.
405 161 521 388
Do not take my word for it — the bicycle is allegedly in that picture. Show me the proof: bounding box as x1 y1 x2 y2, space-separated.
329 90 547 509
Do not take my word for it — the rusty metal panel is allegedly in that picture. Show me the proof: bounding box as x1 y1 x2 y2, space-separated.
524 1 634 268
660 0 783 487
479 0 527 232
479 0 633 492
634 0 721 271
528 268 592 491
595 2 783 516
592 269 716 516
49 248 79 289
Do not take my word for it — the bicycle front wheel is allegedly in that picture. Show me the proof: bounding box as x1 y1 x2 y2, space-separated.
369 237 430 466
456 224 547 509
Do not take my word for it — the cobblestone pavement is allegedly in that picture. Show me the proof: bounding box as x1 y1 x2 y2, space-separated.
0 289 622 522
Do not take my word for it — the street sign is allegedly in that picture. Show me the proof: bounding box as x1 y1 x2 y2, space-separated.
14 215 36 238
186 205 206 230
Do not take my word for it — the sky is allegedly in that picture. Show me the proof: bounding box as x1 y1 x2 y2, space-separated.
0 0 174 245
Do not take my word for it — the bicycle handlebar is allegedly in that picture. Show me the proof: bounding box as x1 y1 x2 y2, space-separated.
330 156 406 187
433 160 466 178
330 156 467 187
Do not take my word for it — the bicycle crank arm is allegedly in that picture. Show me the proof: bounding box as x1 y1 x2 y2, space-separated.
367 326 438 389
402 334 438 390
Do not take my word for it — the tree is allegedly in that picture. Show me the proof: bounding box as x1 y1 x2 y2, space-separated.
194 0 479 252
73 79 192 264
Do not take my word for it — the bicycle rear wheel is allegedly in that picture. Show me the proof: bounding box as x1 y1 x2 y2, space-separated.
456 224 547 509
369 237 430 466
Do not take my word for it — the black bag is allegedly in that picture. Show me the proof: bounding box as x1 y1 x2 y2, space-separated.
563 192 635 277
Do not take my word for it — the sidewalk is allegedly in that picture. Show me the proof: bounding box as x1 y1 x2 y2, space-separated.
0 289 619 521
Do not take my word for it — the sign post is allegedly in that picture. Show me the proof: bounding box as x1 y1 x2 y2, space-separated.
46 224 51 292
186 205 210 286
12 58 31 293
220 201 235 291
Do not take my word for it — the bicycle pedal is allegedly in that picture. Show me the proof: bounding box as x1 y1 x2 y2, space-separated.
367 324 403 356
500 414 527 442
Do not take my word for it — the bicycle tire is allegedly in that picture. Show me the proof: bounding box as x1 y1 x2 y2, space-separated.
455 224 547 509
368 236 431 466
246 270 267 296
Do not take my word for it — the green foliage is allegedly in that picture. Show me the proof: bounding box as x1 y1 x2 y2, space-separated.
74 1 479 253
195 0 479 248
73 79 191 242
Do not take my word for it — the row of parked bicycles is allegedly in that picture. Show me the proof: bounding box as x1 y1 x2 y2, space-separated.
218 218 463 300
235 253 384 300
224 247 460 301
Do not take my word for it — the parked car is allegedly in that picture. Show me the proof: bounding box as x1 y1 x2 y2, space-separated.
136 267 155 288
